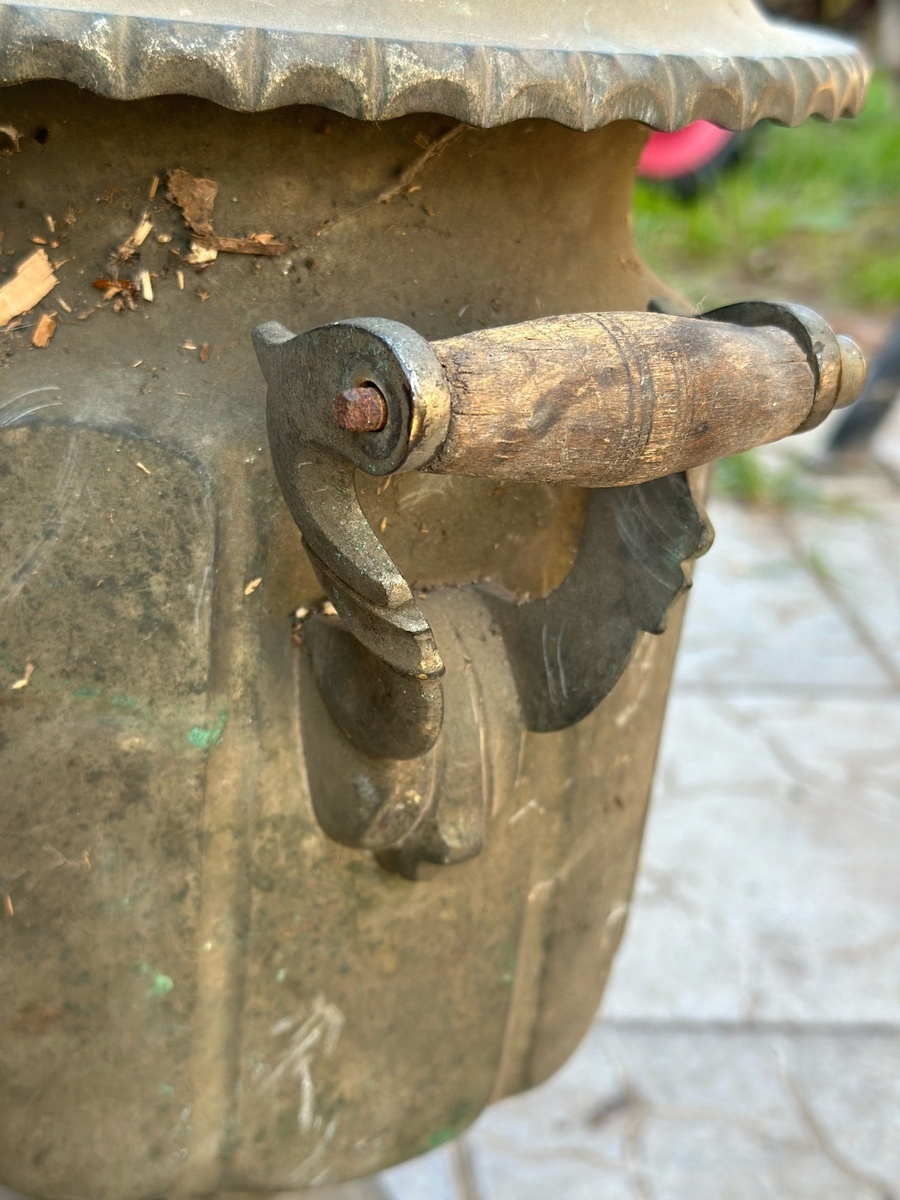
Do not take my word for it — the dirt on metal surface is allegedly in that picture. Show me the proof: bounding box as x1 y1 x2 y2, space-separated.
0 82 690 1199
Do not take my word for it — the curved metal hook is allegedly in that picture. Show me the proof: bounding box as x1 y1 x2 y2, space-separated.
254 317 451 682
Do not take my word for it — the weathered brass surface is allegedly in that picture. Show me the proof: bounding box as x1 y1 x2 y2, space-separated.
0 85 699 1197
0 0 867 126
0 0 868 1190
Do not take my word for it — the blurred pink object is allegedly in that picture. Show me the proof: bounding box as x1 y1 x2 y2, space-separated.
638 121 736 179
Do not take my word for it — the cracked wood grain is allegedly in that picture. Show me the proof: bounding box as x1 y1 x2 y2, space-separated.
427 312 816 487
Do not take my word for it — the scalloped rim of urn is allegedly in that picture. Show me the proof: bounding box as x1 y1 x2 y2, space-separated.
0 3 869 129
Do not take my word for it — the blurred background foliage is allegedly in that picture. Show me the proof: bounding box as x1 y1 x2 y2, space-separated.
631 58 900 504
632 72 900 310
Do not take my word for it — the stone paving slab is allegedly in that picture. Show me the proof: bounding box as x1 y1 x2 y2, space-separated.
779 497 900 682
675 502 895 693
874 400 900 478
382 1026 900 1200
381 1148 460 1200
602 691 900 1023
456 1025 900 1200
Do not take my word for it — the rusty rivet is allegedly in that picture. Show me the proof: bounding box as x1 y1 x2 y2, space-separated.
333 385 388 433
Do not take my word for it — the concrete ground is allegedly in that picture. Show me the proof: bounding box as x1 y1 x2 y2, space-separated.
3 362 897 1200
378 402 900 1197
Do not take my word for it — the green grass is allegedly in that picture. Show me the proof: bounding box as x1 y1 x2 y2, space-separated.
713 448 866 514
713 451 821 509
633 73 900 310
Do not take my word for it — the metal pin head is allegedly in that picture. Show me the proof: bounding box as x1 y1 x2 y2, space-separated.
333 385 388 433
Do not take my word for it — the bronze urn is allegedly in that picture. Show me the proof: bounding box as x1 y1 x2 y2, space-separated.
0 1 867 1196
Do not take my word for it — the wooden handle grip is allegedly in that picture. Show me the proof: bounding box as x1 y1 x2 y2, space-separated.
426 311 818 487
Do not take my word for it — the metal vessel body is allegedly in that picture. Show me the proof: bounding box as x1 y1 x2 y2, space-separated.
0 92 676 1196
0 3 867 1195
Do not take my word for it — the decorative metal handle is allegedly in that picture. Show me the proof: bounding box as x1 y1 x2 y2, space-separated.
254 300 864 695
253 301 863 871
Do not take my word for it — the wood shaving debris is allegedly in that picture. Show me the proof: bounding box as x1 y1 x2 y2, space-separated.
0 123 21 153
31 313 57 348
133 359 143 367
164 168 286 256
10 660 34 690
185 241 218 265
167 167 219 237
138 269 154 302
379 516 388 532
156 233 172 244
93 276 138 297
182 341 197 350
2 893 13 918
57 297 72 313
194 233 288 257
148 174 160 199
244 577 263 596
45 213 55 233
166 167 287 256
321 601 337 617
136 461 152 475
30 236 48 245
0 249 58 326
176 270 185 290
118 214 153 260
199 342 211 363
132 218 153 247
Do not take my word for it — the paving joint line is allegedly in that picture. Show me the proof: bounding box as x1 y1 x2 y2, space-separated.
779 514 900 691
672 681 900 700
597 1018 900 1035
